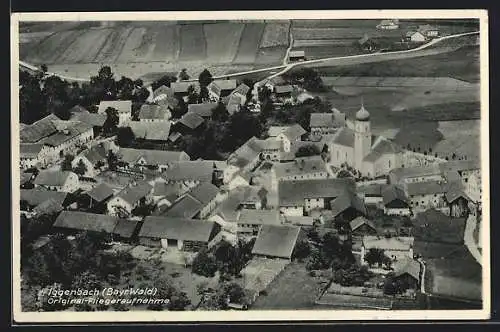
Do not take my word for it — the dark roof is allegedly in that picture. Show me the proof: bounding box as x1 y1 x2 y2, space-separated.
152 85 178 109
188 103 218 117
116 181 153 205
363 139 402 163
208 80 237 95
140 216 218 242
20 189 68 206
129 122 172 141
112 219 140 238
273 156 326 179
438 160 480 173
20 114 60 143
138 104 171 120
171 81 199 94
32 198 64 216
333 127 355 147
163 195 203 219
275 85 293 94
70 112 107 127
281 124 306 141
252 225 301 259
238 209 281 226
227 137 262 168
86 183 115 202
161 161 215 182
405 181 447 196
33 170 75 186
179 112 204 129
153 182 185 199
357 183 383 197
188 182 220 205
279 178 355 207
389 164 443 182
20 143 44 158
69 105 89 113
119 148 189 165
215 186 264 222
330 192 367 217
54 211 120 233
232 83 250 96
98 100 132 114
350 216 376 232
382 184 408 205
80 145 107 164
394 258 421 281
444 182 471 202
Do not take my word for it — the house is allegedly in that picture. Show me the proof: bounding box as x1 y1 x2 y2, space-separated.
275 124 307 153
310 110 346 136
161 195 204 219
160 182 219 219
271 156 328 189
106 181 153 217
151 85 178 109
82 183 115 212
97 100 132 127
138 104 171 122
360 235 414 264
283 215 315 227
129 121 172 143
225 137 263 182
237 209 282 237
187 102 218 119
418 24 439 39
288 50 305 62
176 112 205 133
159 161 219 188
391 258 421 292
251 224 301 260
274 85 294 101
20 144 48 169
376 19 399 30
257 137 282 161
388 164 444 185
71 145 108 178
278 178 355 217
152 181 187 208
444 183 472 217
53 211 139 241
382 184 411 216
406 31 426 43
357 183 384 205
20 189 68 215
171 81 200 97
207 80 237 101
168 132 182 144
358 34 378 52
20 114 94 164
350 216 377 237
138 216 222 251
69 111 107 136
405 180 447 212
33 170 79 193
231 83 250 104
228 171 252 191
226 94 243 115
118 148 190 172
329 192 367 224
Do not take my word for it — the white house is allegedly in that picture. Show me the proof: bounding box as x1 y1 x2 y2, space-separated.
106 181 153 217
98 100 132 127
275 124 307 153
71 145 108 178
361 236 414 264
138 104 171 122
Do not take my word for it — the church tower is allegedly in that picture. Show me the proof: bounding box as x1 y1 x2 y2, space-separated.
354 101 372 171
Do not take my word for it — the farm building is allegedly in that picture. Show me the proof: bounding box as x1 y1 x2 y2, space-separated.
418 24 439 38
69 111 106 136
444 183 472 218
388 164 444 185
138 104 171 122
231 83 250 104
310 109 346 136
20 189 69 215
329 192 367 224
288 50 305 62
171 81 200 96
357 183 384 205
251 224 301 260
207 79 237 101
225 137 264 182
160 194 204 219
106 181 153 217
33 170 79 193
350 216 377 237
391 258 421 293
151 181 187 208
20 143 49 169
405 180 447 212
71 145 108 178
278 178 355 217
151 85 178 109
237 209 282 237
376 19 399 30
118 148 189 171
271 155 328 189
161 182 220 219
283 215 315 227
226 94 243 115
129 121 172 143
97 100 132 127
228 171 252 191
274 124 306 153
382 184 411 216
361 235 414 264
176 112 205 133
405 31 426 43
138 216 222 251
81 183 115 212
187 102 218 119
274 85 294 100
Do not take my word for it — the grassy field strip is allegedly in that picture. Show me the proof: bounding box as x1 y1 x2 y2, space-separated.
204 22 245 63
153 25 180 62
179 24 206 62
28 30 85 64
259 22 290 47
116 27 147 63
232 23 265 64
61 29 113 64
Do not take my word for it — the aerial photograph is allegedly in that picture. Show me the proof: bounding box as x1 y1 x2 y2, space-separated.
16 15 484 315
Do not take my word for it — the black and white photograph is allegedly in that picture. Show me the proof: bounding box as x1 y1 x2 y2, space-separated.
11 10 490 322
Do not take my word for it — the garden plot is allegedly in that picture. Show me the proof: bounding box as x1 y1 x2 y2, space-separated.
179 24 206 61
203 22 245 63
254 46 288 67
259 21 290 47
232 22 265 64
152 24 181 62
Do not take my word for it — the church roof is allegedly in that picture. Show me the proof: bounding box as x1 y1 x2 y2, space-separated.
332 127 355 147
363 139 402 162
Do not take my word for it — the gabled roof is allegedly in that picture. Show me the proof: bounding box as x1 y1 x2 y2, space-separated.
153 181 185 199
394 258 421 281
20 143 44 158
179 112 205 130
226 95 242 115
332 127 355 147
33 170 75 187
69 105 89 113
152 85 178 108
161 161 215 182
362 235 414 251
330 192 367 218
118 148 189 165
54 211 120 233
382 184 408 205
140 216 218 242
275 85 293 94
444 182 471 203
80 145 107 164
278 178 355 207
163 195 203 219
112 219 140 239
32 198 64 216
252 225 301 259
389 164 443 182
208 79 237 93
20 189 68 207
138 104 171 120
188 182 220 205
129 121 172 141
280 124 306 141
227 137 262 168
232 83 250 96
438 160 480 173
171 81 199 94
273 156 326 179
70 111 107 127
289 50 305 57
168 132 182 142
268 126 289 137
97 100 132 114
188 102 218 117
20 114 60 143
214 186 264 222
238 209 281 226
363 139 402 163
115 181 153 205
350 216 376 232
405 180 447 196
86 183 115 203
357 183 383 197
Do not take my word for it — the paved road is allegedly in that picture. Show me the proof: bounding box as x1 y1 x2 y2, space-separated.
464 213 482 265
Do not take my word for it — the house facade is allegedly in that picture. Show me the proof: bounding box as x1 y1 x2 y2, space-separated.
33 171 79 193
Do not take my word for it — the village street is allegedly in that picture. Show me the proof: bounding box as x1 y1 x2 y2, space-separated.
464 213 482 265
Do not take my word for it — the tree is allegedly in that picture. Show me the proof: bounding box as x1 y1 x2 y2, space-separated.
212 101 229 122
295 144 321 157
107 150 119 171
73 159 88 176
103 107 119 135
179 68 190 81
61 154 74 171
151 75 177 91
223 282 246 304
257 86 272 104
168 290 191 311
187 85 199 104
199 69 214 101
364 248 385 267
41 64 48 73
116 126 136 147
292 239 311 261
116 76 135 100
191 249 218 277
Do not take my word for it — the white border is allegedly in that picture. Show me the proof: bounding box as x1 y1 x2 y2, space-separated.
11 9 490 323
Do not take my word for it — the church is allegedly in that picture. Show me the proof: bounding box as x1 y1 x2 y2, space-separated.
328 104 405 178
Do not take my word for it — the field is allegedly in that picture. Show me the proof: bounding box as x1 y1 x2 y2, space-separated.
20 21 290 80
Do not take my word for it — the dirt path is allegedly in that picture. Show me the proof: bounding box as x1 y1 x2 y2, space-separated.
464 213 482 265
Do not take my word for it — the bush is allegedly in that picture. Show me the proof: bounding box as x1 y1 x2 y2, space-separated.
191 249 218 277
